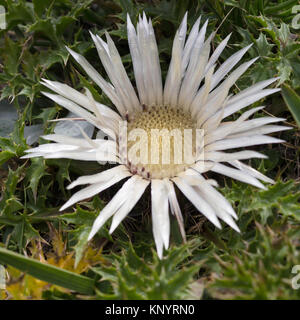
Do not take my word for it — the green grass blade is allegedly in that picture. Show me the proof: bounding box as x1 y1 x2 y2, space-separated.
281 84 300 128
0 247 95 295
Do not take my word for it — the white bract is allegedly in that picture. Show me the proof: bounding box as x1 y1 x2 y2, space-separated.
23 13 289 259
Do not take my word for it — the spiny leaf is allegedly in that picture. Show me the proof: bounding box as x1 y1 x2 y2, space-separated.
222 180 300 224
32 0 53 17
59 207 97 226
208 224 300 299
255 33 275 57
25 157 48 202
92 241 200 300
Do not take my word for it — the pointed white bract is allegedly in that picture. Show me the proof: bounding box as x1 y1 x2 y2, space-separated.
23 12 287 259
151 180 170 258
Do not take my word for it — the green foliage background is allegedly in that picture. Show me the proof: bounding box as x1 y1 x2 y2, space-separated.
0 0 299 300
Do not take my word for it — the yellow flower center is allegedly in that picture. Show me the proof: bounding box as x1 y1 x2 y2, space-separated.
125 105 198 179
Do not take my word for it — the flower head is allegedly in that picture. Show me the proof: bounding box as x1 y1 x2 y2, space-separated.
23 13 289 258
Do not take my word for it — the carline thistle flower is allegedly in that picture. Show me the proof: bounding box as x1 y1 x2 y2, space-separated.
22 13 290 259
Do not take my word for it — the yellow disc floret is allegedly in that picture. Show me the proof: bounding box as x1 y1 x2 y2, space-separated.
125 105 198 179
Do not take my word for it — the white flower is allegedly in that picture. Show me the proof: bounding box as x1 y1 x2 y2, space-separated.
22 13 290 259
